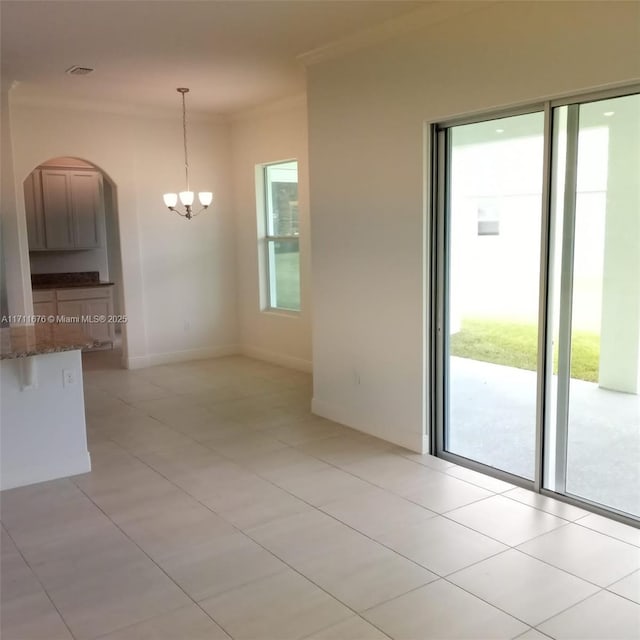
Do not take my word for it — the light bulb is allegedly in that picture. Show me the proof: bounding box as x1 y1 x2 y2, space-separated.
179 191 194 206
163 193 178 208
198 192 213 206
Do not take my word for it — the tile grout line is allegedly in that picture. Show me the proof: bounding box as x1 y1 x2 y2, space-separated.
86 411 621 606
117 423 503 637
1 525 79 640
69 478 238 640
92 366 579 543
513 541 631 591
120 430 576 634
530 588 608 631
98 365 640 537
157 440 633 627
297 615 393 640
88 388 611 603
79 361 639 636
88 604 199 640
572 519 640 548
116 446 397 639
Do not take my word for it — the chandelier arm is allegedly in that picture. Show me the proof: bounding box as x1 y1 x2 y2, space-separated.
168 206 190 218
190 204 210 218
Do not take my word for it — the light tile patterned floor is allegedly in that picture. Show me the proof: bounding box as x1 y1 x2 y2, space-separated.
1 354 639 640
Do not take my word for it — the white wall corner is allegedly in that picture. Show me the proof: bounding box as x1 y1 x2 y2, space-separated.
298 1 493 67
125 354 151 370
230 93 307 124
241 344 312 373
311 397 423 453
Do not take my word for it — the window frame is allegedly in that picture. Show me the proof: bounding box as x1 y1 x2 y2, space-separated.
259 159 301 313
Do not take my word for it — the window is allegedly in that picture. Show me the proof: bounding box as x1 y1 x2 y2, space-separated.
477 200 500 236
262 160 300 311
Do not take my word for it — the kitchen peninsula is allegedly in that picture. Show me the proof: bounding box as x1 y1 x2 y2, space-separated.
0 323 99 490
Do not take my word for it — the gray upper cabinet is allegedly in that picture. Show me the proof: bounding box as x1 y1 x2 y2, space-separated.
69 171 101 248
24 170 46 250
25 168 103 251
42 170 75 249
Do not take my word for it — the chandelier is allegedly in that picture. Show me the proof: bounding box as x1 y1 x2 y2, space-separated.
163 88 213 219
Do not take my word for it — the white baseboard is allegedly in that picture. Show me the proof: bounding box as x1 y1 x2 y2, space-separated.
148 345 240 367
241 345 312 373
126 344 312 373
125 355 151 369
126 345 240 369
311 397 423 452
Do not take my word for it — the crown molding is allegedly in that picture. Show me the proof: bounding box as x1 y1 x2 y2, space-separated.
9 90 228 123
298 1 497 67
9 88 307 124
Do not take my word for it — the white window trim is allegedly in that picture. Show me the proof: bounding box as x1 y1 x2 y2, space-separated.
256 159 301 313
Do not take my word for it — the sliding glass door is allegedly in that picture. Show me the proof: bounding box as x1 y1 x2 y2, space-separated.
433 88 640 521
443 112 545 480
546 93 640 517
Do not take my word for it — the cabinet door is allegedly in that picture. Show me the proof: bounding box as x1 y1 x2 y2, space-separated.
70 171 102 249
24 170 46 250
33 301 56 318
56 300 84 323
84 298 113 343
41 170 74 249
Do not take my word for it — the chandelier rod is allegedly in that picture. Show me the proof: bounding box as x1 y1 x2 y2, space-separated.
163 87 212 220
178 87 190 192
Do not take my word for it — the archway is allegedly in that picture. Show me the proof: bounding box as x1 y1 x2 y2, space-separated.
23 156 127 369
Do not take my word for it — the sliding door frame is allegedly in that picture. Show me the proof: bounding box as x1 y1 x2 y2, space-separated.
429 84 640 526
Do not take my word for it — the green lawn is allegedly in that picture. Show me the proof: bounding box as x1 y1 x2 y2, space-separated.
450 318 600 382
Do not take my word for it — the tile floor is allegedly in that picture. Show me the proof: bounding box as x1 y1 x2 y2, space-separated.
1 354 639 640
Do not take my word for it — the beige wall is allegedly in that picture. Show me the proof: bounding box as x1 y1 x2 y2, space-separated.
1 82 32 321
307 1 640 451
5 91 308 370
230 97 312 371
9 99 237 367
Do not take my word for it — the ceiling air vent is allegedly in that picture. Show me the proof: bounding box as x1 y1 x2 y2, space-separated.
65 65 94 76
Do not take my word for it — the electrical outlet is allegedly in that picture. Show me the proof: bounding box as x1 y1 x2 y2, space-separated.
63 369 77 387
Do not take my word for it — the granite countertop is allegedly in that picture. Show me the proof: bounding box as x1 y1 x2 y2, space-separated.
32 281 114 290
0 324 101 360
31 271 114 290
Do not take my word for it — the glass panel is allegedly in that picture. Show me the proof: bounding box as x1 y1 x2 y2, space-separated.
268 239 300 311
265 161 299 237
446 112 545 479
549 94 640 517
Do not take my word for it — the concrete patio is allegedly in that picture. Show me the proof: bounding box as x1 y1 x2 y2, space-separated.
449 357 640 517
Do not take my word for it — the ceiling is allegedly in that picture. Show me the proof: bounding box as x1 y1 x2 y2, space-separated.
1 0 429 116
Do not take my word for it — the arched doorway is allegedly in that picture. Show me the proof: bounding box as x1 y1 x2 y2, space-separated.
23 156 126 370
